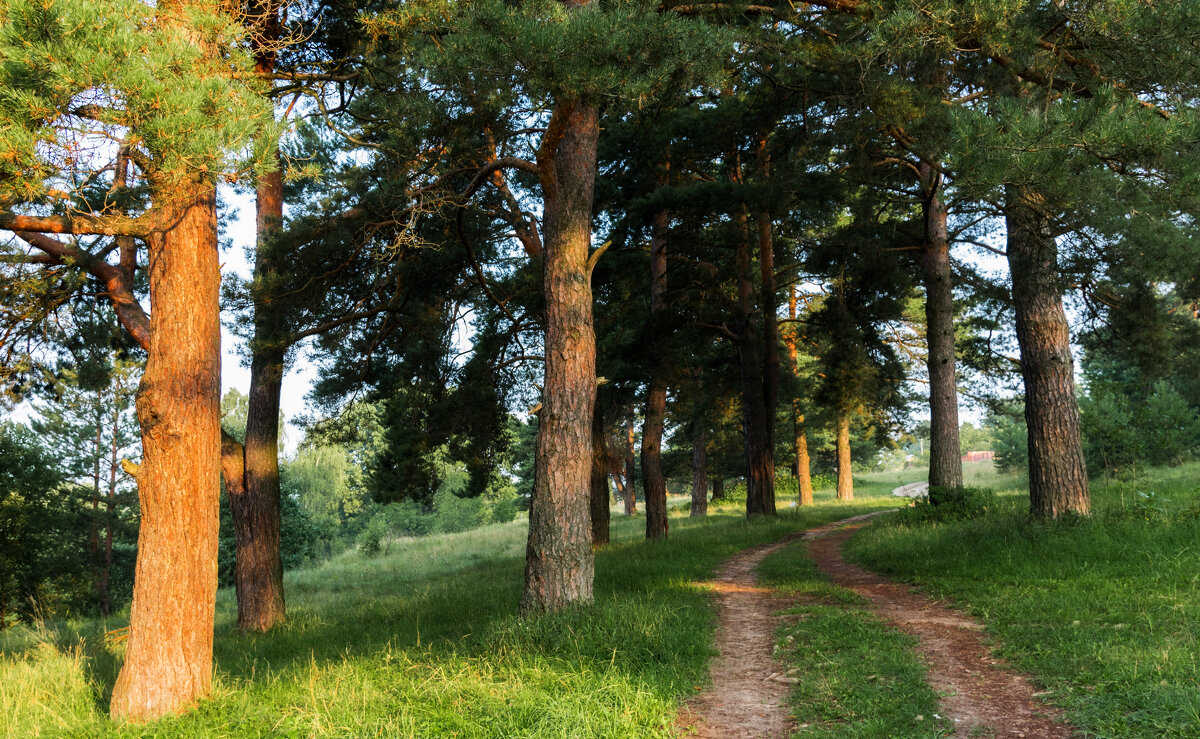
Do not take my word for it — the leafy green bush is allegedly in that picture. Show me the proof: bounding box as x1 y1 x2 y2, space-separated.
895 486 996 524
357 512 389 557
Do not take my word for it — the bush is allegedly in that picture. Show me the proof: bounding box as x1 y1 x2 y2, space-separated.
357 512 389 557
896 486 996 524
432 486 483 534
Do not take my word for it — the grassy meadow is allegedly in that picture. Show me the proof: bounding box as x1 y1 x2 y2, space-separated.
1 485 899 738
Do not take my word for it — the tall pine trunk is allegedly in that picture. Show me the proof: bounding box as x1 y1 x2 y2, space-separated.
589 398 610 546
222 0 288 633
920 163 963 492
836 411 853 500
642 210 669 539
690 422 708 517
623 421 637 515
1005 188 1090 517
520 100 598 613
786 285 814 505
228 165 287 632
755 144 780 511
109 186 221 721
735 205 775 517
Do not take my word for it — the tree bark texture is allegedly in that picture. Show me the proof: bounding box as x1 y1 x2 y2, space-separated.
920 163 963 492
520 101 598 613
642 210 670 539
227 165 287 632
836 411 853 501
109 186 221 721
623 420 637 515
711 475 724 501
1005 189 1091 517
224 1 289 632
786 285 814 506
690 423 708 517
734 207 775 517
589 399 610 546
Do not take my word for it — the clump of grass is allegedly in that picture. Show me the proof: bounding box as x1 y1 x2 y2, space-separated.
758 541 949 738
846 461 1200 738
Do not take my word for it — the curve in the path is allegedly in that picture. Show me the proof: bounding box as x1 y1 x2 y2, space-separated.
806 520 1076 738
677 513 891 739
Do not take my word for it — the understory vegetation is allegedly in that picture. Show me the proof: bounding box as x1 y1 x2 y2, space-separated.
1 488 896 738
848 461 1200 738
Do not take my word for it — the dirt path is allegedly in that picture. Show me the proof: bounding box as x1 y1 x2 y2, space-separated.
806 519 1076 738
678 513 885 738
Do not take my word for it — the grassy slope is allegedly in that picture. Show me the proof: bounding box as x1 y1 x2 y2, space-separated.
847 461 1200 738
1 486 900 738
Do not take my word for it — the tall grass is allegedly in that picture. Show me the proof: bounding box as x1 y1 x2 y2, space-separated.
2 486 897 738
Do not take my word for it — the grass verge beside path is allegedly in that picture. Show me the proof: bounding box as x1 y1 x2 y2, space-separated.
846 461 1200 738
2 488 895 738
758 539 949 738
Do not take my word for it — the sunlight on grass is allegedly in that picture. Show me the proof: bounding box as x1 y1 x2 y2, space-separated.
847 461 1200 738
2 491 898 737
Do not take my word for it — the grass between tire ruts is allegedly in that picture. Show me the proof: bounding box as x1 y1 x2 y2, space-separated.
2 487 896 738
846 460 1200 738
757 538 950 738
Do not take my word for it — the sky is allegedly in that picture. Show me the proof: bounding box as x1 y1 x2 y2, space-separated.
219 186 317 456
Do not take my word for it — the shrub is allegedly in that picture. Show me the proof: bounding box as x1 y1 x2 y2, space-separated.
896 486 996 524
357 512 389 557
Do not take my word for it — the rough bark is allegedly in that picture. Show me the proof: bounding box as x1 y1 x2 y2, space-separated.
589 399 610 546
1005 189 1090 517
642 210 670 539
690 423 708 518
795 421 814 505
921 163 963 492
222 0 288 633
786 285 814 506
734 204 775 518
109 186 221 721
227 164 287 632
520 100 598 613
836 411 853 501
755 145 780 477
623 420 637 515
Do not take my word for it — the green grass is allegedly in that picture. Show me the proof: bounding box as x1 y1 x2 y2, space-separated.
757 539 950 738
846 460 1200 738
1 486 898 738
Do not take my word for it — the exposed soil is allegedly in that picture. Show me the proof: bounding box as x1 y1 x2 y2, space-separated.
806 518 1077 738
678 513 885 738
680 513 1076 738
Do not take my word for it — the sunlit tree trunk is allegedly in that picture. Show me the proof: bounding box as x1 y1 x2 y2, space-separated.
110 186 221 721
786 285 814 505
836 411 853 501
